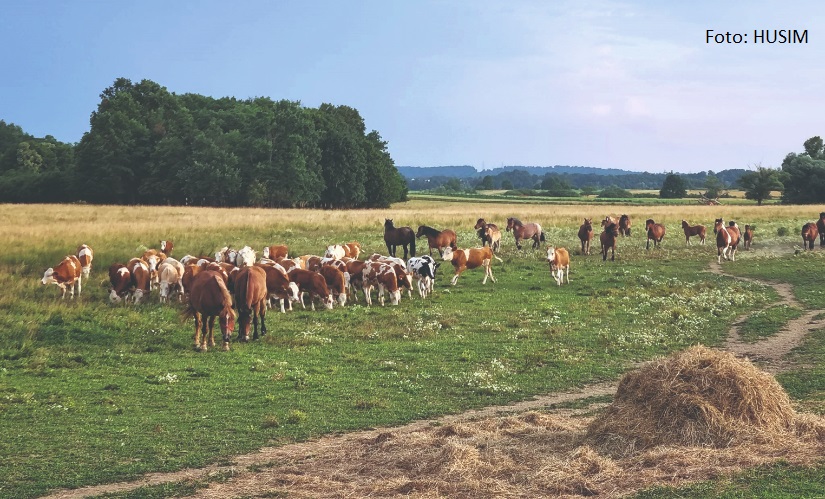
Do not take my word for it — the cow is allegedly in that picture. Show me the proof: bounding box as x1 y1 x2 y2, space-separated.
368 253 407 269
235 246 256 267
305 255 324 272
158 261 184 303
441 246 502 286
233 266 268 341
297 254 319 270
287 268 334 310
141 249 166 290
76 244 94 279
255 262 301 313
160 240 174 256
324 244 346 260
127 258 151 304
408 255 440 298
319 265 348 306
342 241 362 259
185 270 236 351
345 259 368 302
262 245 289 260
362 261 401 306
215 246 238 266
545 247 570 286
41 255 82 299
108 263 132 304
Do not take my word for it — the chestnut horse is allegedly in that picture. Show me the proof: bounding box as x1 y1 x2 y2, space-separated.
185 270 236 351
714 218 741 263
618 214 631 237
817 212 825 247
233 266 268 342
578 218 594 255
506 217 545 250
681 220 706 245
600 222 619 261
384 219 416 259
474 218 502 253
802 222 819 251
645 219 666 250
416 225 457 256
743 224 754 250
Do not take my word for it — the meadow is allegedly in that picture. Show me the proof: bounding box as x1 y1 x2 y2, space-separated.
0 200 823 498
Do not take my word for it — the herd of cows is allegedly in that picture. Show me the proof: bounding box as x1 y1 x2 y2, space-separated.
37 211 825 350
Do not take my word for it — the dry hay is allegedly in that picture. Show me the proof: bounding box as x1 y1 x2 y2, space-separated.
586 345 806 456
177 347 825 498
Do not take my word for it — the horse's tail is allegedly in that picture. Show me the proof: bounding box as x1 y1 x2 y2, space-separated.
410 237 416 257
540 231 546 242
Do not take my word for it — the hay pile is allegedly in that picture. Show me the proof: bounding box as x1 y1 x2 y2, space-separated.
587 345 801 456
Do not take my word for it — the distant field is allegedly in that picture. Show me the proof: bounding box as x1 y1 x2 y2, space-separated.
413 190 782 205
1 200 823 497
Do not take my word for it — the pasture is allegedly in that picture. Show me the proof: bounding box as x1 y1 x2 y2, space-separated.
0 201 823 497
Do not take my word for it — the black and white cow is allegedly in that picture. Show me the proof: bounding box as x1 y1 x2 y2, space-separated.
407 255 440 298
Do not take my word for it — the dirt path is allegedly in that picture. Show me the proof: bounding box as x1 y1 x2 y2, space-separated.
42 263 825 499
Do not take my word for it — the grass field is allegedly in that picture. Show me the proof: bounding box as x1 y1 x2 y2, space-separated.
1 200 824 497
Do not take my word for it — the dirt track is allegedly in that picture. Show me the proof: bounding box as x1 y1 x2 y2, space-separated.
42 261 825 499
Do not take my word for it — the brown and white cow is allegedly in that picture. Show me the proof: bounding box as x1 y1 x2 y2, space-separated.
319 265 348 307
287 268 334 310
262 244 289 260
368 253 407 270
324 244 346 260
127 258 151 304
362 261 401 306
158 261 184 303
108 263 132 304
215 246 238 266
441 246 502 286
42 255 82 299
159 240 174 256
545 247 570 286
76 244 94 279
345 259 368 302
342 241 361 259
141 249 166 290
237 246 256 267
255 262 300 313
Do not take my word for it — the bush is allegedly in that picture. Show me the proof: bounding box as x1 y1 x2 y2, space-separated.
777 227 790 237
598 185 633 199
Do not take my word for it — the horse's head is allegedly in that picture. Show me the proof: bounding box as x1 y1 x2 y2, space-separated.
605 222 619 237
415 225 426 238
220 307 237 351
474 218 487 230
820 212 825 220
601 216 614 228
583 218 592 227
645 219 656 230
713 218 724 234
384 219 394 229
506 217 516 232
620 214 629 224
681 220 689 229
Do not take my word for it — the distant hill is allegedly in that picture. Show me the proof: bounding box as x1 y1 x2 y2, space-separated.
398 165 654 179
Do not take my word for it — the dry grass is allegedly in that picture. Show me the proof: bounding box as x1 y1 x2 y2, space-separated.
181 347 825 498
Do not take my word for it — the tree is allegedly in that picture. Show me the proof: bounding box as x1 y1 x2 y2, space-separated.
478 175 494 190
659 172 687 198
738 165 783 205
803 136 823 159
703 175 726 199
501 179 514 190
781 152 825 204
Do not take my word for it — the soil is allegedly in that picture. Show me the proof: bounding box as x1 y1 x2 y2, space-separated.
42 261 825 499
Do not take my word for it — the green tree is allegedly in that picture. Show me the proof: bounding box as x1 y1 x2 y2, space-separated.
478 175 494 190
781 152 825 204
659 172 687 198
803 136 823 159
598 185 633 198
703 175 726 199
738 166 783 205
501 179 514 190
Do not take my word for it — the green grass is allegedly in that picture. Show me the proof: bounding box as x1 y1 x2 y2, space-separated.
737 304 804 343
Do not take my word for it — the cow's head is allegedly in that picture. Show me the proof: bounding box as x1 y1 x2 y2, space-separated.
441 247 454 261
109 288 123 304
41 268 56 285
546 247 557 263
287 282 300 302
133 288 145 304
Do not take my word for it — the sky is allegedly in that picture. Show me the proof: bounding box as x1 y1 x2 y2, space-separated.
1 0 823 173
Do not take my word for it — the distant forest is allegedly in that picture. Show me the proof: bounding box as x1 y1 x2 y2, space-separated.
0 78 407 208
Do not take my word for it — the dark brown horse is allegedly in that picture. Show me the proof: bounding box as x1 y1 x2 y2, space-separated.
743 224 754 250
600 222 619 261
578 218 594 255
817 212 825 247
714 218 741 263
681 220 706 245
474 218 502 252
618 214 631 237
233 266 268 342
384 219 416 259
802 222 819 251
506 217 545 250
184 270 236 351
416 225 457 256
645 219 666 250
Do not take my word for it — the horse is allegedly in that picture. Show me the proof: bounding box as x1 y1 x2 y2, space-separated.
506 217 545 250
817 212 825 247
645 219 666 250
681 220 706 245
416 225 457 256
233 266 268 342
714 218 741 263
474 218 501 253
383 219 416 259
802 222 819 251
743 224 754 250
184 270 237 351
618 214 631 237
578 218 594 255
600 222 619 261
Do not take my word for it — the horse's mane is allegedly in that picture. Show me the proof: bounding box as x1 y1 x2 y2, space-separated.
508 217 522 225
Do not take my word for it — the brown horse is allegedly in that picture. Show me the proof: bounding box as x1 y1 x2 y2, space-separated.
681 220 706 245
506 217 545 250
618 214 631 237
714 218 741 263
817 212 825 247
600 222 619 261
384 219 416 259
416 225 457 256
645 219 666 250
743 224 754 250
578 218 594 255
185 270 236 351
233 266 268 342
802 222 819 251
474 218 502 252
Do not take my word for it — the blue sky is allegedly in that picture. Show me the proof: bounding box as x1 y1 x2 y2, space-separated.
2 1 822 173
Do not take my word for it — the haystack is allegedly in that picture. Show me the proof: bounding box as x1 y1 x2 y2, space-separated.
586 345 798 456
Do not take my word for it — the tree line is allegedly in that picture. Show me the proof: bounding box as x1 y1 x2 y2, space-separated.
0 78 407 208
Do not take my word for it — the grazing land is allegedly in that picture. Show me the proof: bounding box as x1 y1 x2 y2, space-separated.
1 200 823 498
